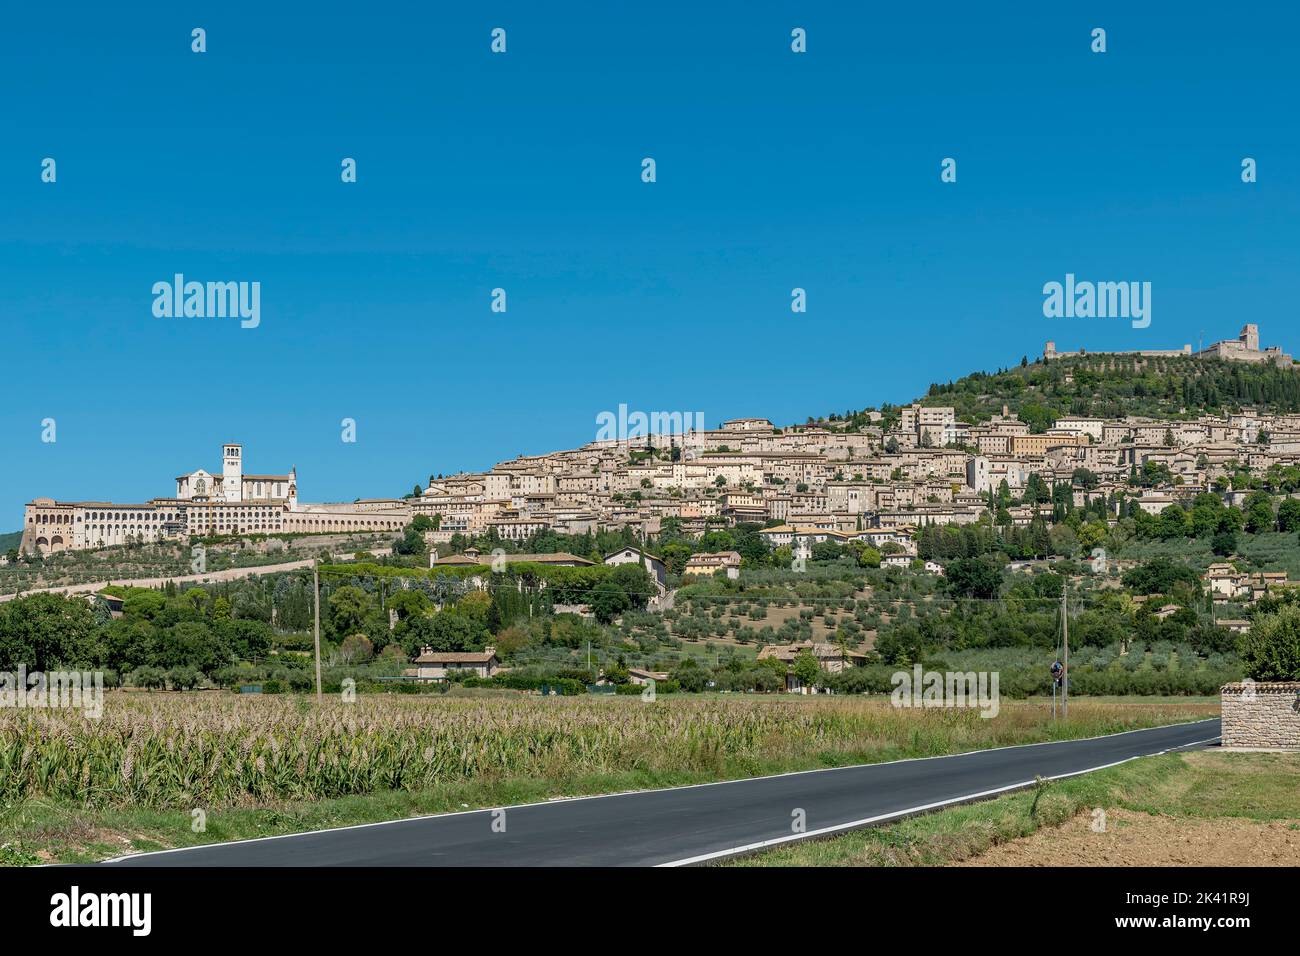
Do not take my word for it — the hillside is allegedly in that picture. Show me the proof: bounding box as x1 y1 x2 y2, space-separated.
822 353 1300 434
0 531 21 553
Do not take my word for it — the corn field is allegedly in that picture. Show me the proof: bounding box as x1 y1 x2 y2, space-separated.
0 694 1218 809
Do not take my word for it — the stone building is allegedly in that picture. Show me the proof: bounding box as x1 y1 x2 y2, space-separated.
20 442 408 554
1198 324 1293 366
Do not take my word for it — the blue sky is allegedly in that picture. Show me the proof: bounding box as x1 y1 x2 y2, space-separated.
3 2 1298 520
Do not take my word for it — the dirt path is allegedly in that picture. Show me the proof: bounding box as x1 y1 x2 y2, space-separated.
0 558 317 602
957 808 1300 867
0 545 396 603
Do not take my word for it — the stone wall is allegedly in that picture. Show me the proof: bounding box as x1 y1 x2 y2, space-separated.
1220 682 1300 749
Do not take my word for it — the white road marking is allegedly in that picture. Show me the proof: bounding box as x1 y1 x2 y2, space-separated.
100 719 1219 865
655 734 1221 866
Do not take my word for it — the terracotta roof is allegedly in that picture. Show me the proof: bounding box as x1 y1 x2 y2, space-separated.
432 552 594 566
413 650 497 664
757 641 867 663
685 551 742 565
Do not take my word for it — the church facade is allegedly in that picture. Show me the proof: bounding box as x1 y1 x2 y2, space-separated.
174 443 297 506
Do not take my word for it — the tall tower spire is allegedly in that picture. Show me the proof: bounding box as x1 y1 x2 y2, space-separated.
222 443 243 502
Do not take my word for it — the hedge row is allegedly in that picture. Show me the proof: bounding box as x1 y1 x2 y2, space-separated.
825 663 1243 697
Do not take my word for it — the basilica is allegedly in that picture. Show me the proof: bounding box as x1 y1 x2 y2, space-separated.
20 442 410 554
174 443 297 506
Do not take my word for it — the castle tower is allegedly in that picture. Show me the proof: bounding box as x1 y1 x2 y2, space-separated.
1240 324 1259 351
222 443 243 502
1044 340 1057 361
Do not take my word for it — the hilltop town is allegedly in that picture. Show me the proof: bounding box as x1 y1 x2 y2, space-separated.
17 324 1300 568
409 324 1300 559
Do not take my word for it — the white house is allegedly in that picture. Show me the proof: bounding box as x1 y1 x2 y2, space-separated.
603 546 668 592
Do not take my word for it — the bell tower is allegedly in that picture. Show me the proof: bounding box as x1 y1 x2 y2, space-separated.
222 443 243 502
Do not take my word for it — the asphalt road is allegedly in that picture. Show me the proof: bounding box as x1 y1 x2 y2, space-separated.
106 718 1219 867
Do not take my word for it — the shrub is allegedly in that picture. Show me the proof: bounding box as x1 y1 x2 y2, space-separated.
130 666 167 690
1238 604 1300 681
338 633 375 663
166 666 202 691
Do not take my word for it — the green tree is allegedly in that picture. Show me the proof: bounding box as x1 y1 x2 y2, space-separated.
456 590 493 626
338 632 375 663
393 521 429 556
1122 557 1201 596
945 557 1003 599
660 543 692 576
1238 604 1300 680
182 588 208 614
1156 505 1190 540
1048 523 1079 557
1276 498 1300 533
589 579 632 624
388 589 432 621
856 545 882 569
167 666 203 691
671 657 708 692
122 590 167 621
327 586 371 637
792 650 822 690
1211 530 1238 557
400 610 488 655
1245 498 1275 534
603 661 630 684
154 620 230 674
131 665 167 690
609 562 654 610
97 617 158 674
0 593 98 671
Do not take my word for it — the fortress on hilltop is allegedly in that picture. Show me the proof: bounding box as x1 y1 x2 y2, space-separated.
1045 324 1293 367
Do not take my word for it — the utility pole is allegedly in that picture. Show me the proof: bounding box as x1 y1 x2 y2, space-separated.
312 559 323 703
1062 588 1069 718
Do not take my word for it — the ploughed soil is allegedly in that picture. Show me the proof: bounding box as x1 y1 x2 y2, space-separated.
956 808 1300 867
